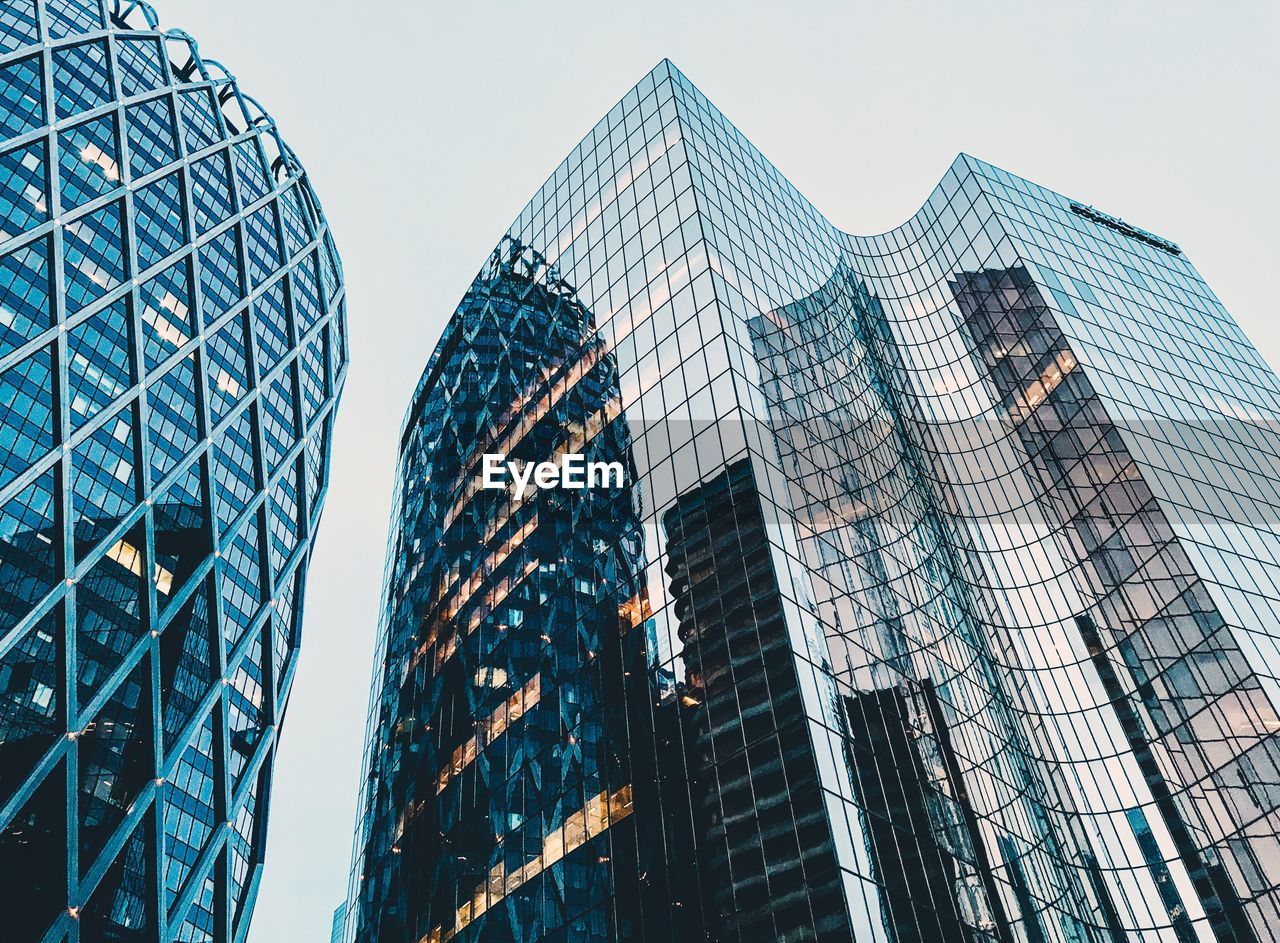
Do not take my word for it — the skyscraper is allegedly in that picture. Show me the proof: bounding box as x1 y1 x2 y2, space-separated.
346 60 1280 943
331 902 348 943
0 2 347 940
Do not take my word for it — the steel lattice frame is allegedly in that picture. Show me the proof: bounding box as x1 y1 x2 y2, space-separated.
0 1 347 940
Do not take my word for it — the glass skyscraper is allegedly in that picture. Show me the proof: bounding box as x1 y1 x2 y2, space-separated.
346 60 1280 943
331 902 348 943
0 1 346 940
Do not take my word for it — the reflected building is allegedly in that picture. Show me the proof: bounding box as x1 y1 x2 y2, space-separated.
0 2 347 941
657 458 853 942
347 60 1280 943
347 237 654 943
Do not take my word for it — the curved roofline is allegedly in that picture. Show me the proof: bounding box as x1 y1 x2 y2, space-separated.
657 59 982 245
401 58 1183 447
399 60 971 441
110 0 312 182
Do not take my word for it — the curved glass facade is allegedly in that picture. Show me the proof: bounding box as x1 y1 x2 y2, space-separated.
0 2 347 940
347 60 1280 943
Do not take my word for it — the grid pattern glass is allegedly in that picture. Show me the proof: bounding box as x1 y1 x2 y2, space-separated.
347 61 1280 943
0 2 348 941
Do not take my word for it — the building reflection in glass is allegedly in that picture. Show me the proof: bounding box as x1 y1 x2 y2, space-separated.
347 60 1280 943
347 239 657 943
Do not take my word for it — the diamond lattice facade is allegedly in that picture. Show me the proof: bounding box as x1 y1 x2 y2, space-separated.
0 1 347 940
345 60 1280 943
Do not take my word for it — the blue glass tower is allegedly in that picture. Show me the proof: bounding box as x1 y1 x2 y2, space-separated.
346 60 1280 943
0 2 347 940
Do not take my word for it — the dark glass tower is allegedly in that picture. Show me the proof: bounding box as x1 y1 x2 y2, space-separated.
347 60 1280 943
0 2 347 941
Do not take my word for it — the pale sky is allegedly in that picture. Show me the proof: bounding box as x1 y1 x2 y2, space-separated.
145 1 1279 939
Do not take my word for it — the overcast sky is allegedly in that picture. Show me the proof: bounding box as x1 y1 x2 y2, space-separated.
146 1 1279 939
